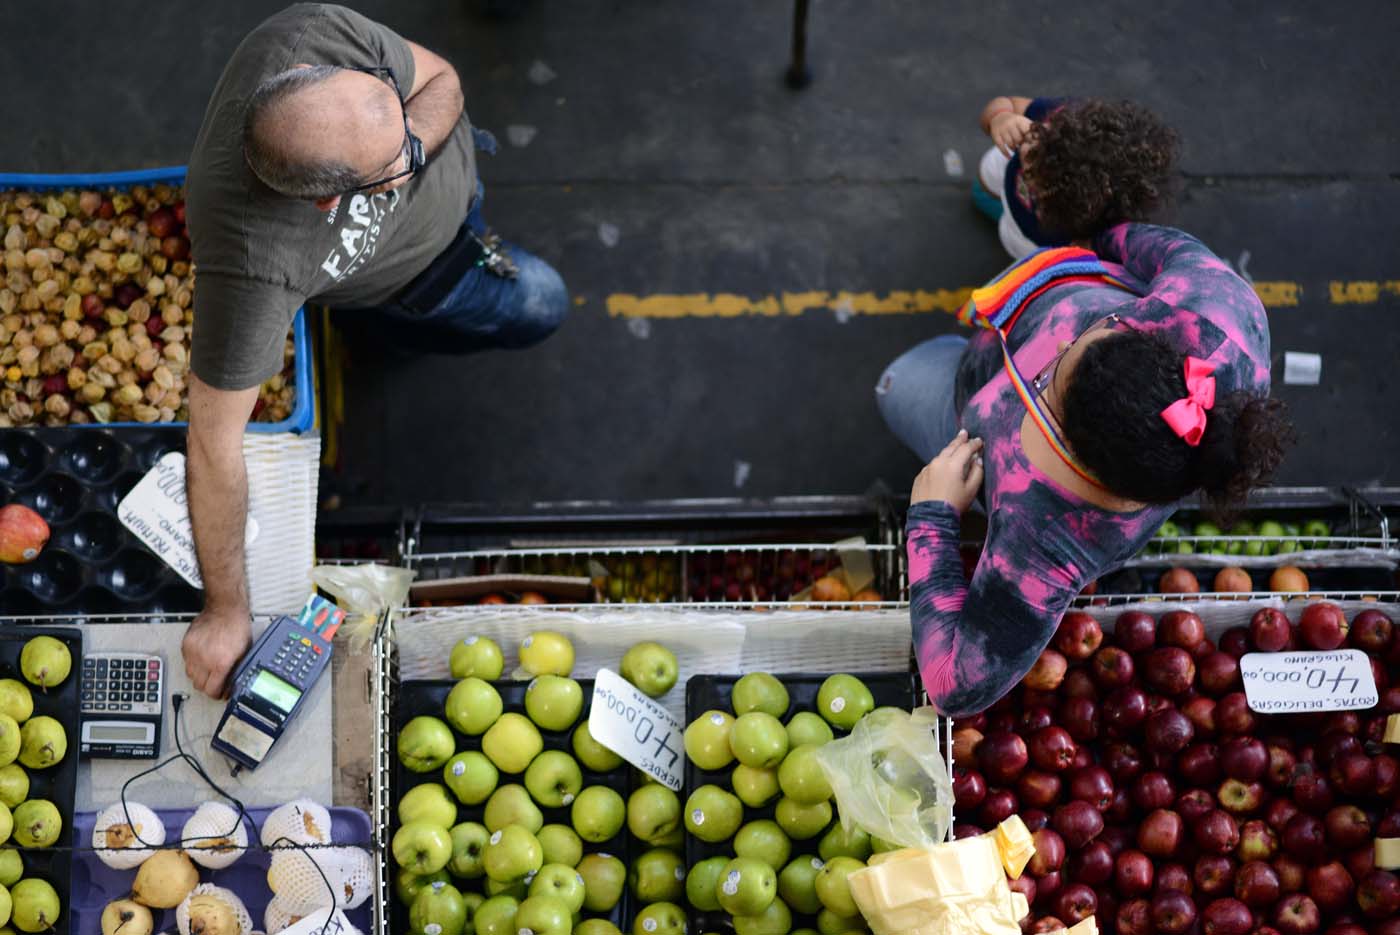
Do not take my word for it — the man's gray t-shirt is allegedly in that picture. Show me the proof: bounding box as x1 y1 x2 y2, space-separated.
186 3 475 390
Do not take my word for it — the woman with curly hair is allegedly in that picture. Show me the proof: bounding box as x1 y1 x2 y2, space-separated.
973 95 1180 258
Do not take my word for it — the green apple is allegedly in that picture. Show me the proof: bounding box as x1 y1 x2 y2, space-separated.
684 710 735 771
530 863 587 913
1257 520 1285 555
685 855 730 911
525 676 585 732
733 673 789 717
785 712 834 750
1193 521 1224 552
870 836 900 854
483 784 544 834
0 681 32 725
818 825 871 862
399 782 460 828
621 642 679 698
571 786 626 843
814 856 864 918
463 892 486 933
482 825 543 882
793 929 821 935
473 895 519 935
0 845 21 886
577 852 627 911
627 785 682 844
514 893 572 935
523 750 583 808
734 895 793 935
577 921 623 935
778 744 832 805
778 855 825 914
447 821 490 879
717 857 778 916
536 824 583 867
816 908 866 935
444 751 499 806
573 721 624 772
815 675 874 730
629 847 685 903
445 677 504 735
633 901 687 935
398 716 457 773
393 821 454 875
0 764 27 809
1303 518 1331 548
411 880 469 935
731 764 781 808
451 635 506 680
651 826 685 850
735 819 792 870
482 713 543 774
775 797 832 840
485 876 529 900
684 784 743 843
730 713 789 769
519 631 575 677
398 867 450 906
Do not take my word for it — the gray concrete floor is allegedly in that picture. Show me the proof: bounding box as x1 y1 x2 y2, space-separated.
7 0 1398 505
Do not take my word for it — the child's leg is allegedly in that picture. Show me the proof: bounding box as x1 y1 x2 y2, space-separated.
972 146 1007 221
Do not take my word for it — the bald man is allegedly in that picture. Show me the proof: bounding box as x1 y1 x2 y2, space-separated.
183 3 567 698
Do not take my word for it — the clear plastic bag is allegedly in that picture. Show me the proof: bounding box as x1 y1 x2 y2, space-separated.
815 705 953 849
309 564 414 652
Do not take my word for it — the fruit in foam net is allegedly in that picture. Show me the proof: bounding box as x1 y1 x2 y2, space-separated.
620 641 679 698
175 883 252 935
182 801 248 870
19 637 69 690
11 877 61 932
92 801 165 869
132 849 200 908
12 800 60 848
450 635 505 680
0 506 49 564
259 798 332 848
101 898 154 935
518 631 574 677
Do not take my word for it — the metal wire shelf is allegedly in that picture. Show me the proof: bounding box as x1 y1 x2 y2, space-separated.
1073 589 1400 607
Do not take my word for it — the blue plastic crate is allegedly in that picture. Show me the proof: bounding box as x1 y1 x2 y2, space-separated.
0 166 314 434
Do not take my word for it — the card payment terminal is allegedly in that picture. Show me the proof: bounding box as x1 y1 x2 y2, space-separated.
211 595 344 771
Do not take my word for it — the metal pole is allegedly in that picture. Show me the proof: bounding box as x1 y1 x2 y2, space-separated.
786 0 813 89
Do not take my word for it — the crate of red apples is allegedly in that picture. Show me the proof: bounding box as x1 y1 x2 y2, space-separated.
951 601 1400 935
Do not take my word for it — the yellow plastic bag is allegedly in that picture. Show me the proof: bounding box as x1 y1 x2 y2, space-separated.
814 705 953 849
310 563 414 652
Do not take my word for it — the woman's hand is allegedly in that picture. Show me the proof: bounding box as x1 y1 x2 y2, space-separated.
990 112 1033 156
911 430 985 513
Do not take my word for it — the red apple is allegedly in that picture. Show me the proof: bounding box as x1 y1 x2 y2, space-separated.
1219 626 1252 659
1068 840 1113 887
1132 771 1177 811
1345 845 1374 881
1274 855 1307 893
978 732 1029 786
1217 778 1264 815
1058 697 1099 744
1017 770 1063 810
1372 920 1400 935
1282 814 1325 861
1028 916 1064 934
1060 668 1098 700
1351 608 1394 653
1035 871 1063 906
1115 611 1158 653
1177 788 1216 823
1182 696 1218 736
0 505 50 564
1158 567 1201 595
1102 687 1149 736
1306 860 1356 914
1024 648 1069 690
978 789 1017 827
1322 711 1361 736
1053 884 1096 925
953 822 983 839
1029 726 1077 773
1214 566 1253 593
1379 810 1400 837
1091 646 1136 690
953 766 987 810
1019 706 1055 734
1235 860 1281 908
1201 896 1252 935
1055 612 1104 660
1007 873 1036 907
1357 870 1400 920
1161 610 1207 652
1098 825 1131 858
952 727 983 766
1020 809 1050 832
1177 743 1222 788
1102 742 1145 783
1291 772 1334 814
1194 855 1238 896
1266 798 1301 834
1106 787 1133 823
1138 809 1184 858
1326 925 1370 935
1195 809 1242 855
1052 800 1104 849
1215 692 1256 735
1117 898 1152 935
1143 647 1197 696
1329 753 1376 796
1299 602 1348 650
1317 731 1362 766
1027 828 1066 876
1219 736 1268 782
1145 708 1195 754
1151 889 1198 933
1250 608 1293 652
1199 652 1241 696
1157 862 1192 895
1236 819 1278 862
1373 753 1400 798
1115 850 1155 897
1265 744 1297 788
1272 893 1322 934
1069 766 1114 812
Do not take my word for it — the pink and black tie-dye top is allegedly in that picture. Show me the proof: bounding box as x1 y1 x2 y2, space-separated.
908 223 1271 717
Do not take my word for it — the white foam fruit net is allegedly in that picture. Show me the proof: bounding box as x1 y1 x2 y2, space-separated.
183 802 250 870
267 846 374 913
92 801 166 870
263 894 300 934
176 883 254 935
260 799 333 848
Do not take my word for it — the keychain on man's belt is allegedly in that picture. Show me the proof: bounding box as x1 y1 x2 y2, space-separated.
473 229 519 279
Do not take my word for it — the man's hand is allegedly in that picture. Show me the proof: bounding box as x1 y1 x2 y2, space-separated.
911 430 985 513
182 607 253 699
990 112 1034 157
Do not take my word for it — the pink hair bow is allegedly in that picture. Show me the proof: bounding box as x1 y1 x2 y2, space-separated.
1160 357 1216 446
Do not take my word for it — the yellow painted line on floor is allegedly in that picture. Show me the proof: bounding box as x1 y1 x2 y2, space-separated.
1329 280 1400 304
1252 281 1300 307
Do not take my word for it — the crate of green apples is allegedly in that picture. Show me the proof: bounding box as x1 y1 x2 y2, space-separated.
679 671 918 935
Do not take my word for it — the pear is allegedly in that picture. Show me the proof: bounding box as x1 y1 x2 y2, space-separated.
0 803 11 846
132 850 199 908
176 884 252 935
0 883 10 929
0 767 26 810
182 802 248 870
0 848 22 886
11 800 60 848
259 799 331 848
0 682 32 724
0 717 20 769
17 718 66 770
18 636 70 690
10 878 60 932
102 899 154 935
93 802 165 870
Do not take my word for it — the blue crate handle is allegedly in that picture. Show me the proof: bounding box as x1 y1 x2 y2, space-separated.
0 166 314 434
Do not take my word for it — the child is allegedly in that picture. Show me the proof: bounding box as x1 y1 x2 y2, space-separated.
974 95 1180 259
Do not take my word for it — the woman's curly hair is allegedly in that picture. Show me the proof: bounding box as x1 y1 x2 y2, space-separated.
1021 99 1180 242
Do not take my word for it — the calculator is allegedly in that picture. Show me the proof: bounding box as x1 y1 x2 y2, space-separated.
79 652 164 759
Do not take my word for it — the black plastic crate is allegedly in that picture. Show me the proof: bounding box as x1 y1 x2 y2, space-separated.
392 678 636 934
0 427 197 615
0 625 84 935
682 671 917 934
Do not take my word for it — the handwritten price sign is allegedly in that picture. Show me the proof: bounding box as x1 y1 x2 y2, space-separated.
588 669 684 790
1240 649 1378 713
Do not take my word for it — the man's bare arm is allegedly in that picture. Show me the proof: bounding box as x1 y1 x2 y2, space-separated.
403 40 463 157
